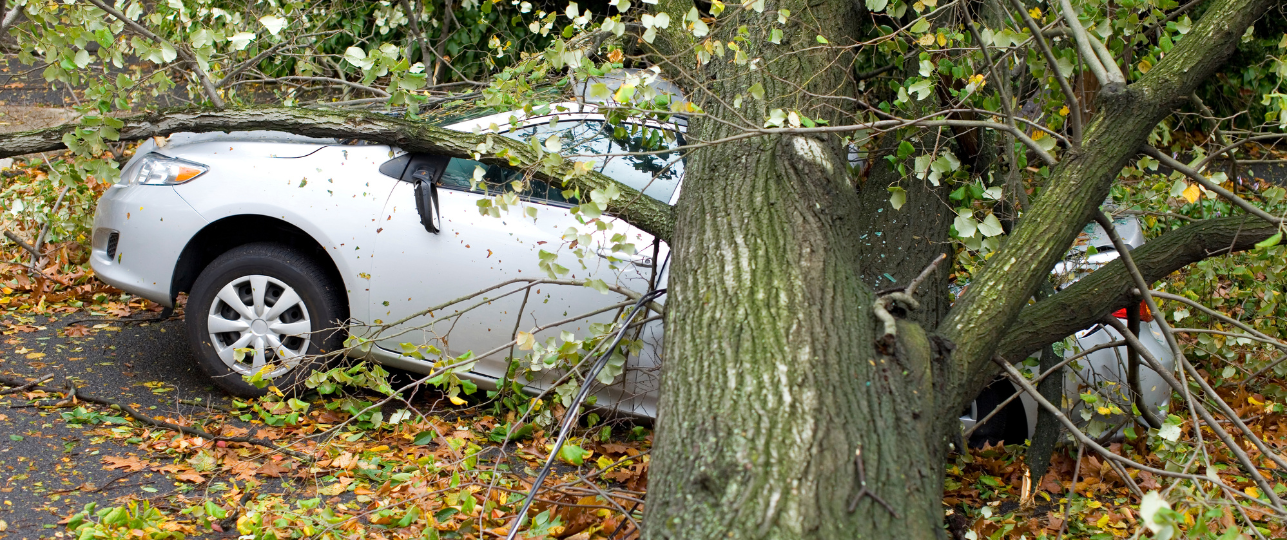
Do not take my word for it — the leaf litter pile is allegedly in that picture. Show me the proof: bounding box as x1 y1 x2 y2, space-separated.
1 366 652 539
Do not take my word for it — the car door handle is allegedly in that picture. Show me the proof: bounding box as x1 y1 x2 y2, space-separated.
596 247 654 267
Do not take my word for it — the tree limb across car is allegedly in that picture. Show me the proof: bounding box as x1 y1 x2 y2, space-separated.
0 106 675 242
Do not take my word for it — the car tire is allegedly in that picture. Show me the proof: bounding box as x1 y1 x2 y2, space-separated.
185 242 346 398
968 378 1029 448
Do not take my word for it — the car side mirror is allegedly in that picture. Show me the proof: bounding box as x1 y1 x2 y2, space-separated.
381 153 449 235
413 177 440 234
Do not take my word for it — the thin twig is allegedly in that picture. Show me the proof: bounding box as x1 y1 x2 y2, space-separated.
0 373 52 395
3 230 37 258
1010 0 1082 143
33 185 69 266
1143 146 1285 225
962 340 1125 438
846 444 899 517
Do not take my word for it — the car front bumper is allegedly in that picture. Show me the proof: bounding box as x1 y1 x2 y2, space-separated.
90 184 208 307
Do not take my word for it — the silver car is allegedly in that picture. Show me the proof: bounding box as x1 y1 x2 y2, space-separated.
91 101 676 416
91 100 1173 429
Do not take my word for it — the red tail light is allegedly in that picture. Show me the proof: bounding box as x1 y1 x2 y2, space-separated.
1112 301 1153 322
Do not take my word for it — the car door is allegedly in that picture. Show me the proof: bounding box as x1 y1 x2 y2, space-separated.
366 117 681 413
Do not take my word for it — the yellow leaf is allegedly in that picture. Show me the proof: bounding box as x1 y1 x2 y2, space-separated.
1182 183 1201 204
516 331 535 351
1138 59 1153 73
1247 486 1262 498
1 287 11 294
1250 396 1264 406
368 445 389 453
269 385 284 397
937 32 946 46
1059 105 1070 116
449 395 467 406
237 514 254 535
1096 406 1111 415
1096 514 1110 528
1029 7 1042 18
917 33 934 46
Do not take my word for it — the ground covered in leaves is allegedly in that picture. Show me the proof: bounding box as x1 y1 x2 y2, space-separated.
0 150 1284 540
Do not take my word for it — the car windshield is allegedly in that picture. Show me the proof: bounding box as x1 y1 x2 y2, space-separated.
437 117 684 205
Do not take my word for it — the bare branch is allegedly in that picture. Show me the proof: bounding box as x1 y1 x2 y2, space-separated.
1057 0 1122 86
1143 145 1286 225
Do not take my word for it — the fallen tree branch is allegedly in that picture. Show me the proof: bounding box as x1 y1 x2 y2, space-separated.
996 215 1279 363
0 373 51 395
3 230 37 258
0 106 674 242
0 374 312 461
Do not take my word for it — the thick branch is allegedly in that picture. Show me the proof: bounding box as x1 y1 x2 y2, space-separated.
0 107 674 241
994 215 1279 362
940 0 1274 413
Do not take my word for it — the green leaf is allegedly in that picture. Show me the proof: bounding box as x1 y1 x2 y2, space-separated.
952 210 977 238
1255 232 1282 249
887 186 906 210
897 140 915 160
909 17 930 33
584 278 610 294
748 82 765 100
73 49 92 69
908 79 934 100
977 213 1005 237
158 42 177 63
816 35 829 44
559 444 590 465
412 430 436 445
258 15 287 36
866 0 888 12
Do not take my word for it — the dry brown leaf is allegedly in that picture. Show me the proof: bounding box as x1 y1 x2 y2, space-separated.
102 455 150 472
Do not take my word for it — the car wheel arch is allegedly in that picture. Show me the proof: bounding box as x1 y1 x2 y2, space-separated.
170 214 351 322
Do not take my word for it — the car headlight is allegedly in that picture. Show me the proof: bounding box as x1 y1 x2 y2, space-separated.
124 154 208 186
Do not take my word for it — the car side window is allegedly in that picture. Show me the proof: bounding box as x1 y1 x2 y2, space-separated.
438 158 577 206
508 119 683 203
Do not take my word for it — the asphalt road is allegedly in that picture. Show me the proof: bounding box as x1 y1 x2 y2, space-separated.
0 313 237 539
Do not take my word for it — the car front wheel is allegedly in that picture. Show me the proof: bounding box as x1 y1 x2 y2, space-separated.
185 243 346 397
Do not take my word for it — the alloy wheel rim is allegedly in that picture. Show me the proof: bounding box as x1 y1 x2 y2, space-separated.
206 274 312 377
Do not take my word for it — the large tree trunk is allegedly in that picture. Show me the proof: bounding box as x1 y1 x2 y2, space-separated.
644 0 950 536
646 130 950 538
